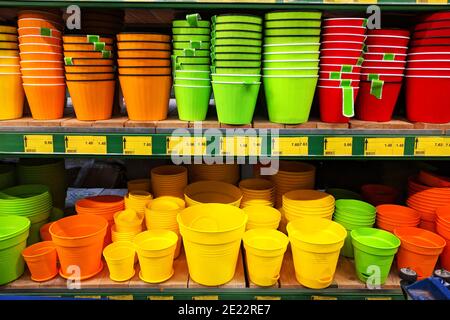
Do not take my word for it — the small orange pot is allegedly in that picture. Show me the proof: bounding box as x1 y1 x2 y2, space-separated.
67 80 115 121
20 52 62 61
22 75 65 84
119 75 171 121
117 42 171 51
65 73 115 81
18 27 62 38
22 241 58 282
18 35 62 45
0 49 19 57
63 35 114 44
0 65 20 73
117 33 171 42
20 60 63 69
63 43 114 52
18 10 63 22
0 42 18 50
118 50 171 59
0 34 17 42
23 83 65 119
18 18 63 31
21 68 64 77
119 67 171 75
64 58 114 66
64 50 113 59
65 65 115 73
117 58 170 67
19 43 62 53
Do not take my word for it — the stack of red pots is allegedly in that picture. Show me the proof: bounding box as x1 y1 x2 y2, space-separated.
318 18 367 123
405 12 450 123
436 206 450 270
356 29 409 122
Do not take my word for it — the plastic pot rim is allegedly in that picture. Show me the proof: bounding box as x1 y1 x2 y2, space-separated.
263 67 319 70
263 42 320 47
405 74 450 78
263 59 319 62
173 84 211 88
263 74 319 78
211 80 261 85
211 73 261 77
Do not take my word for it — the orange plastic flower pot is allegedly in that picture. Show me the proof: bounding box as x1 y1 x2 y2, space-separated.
39 222 53 241
18 18 63 31
19 35 60 46
119 75 171 121
64 51 113 59
394 227 446 279
63 35 114 44
19 43 62 53
18 10 63 23
117 50 171 59
117 33 171 42
18 27 62 38
19 52 62 61
119 67 171 75
20 60 63 69
21 68 64 77
64 58 114 66
67 80 115 121
441 239 450 271
65 73 115 81
22 241 58 282
419 219 436 233
117 42 171 51
22 76 65 84
436 206 450 224
65 65 115 73
49 215 108 280
63 43 114 52
23 84 65 119
117 58 170 67
376 204 421 221
0 73 24 120
418 171 450 188
436 221 450 239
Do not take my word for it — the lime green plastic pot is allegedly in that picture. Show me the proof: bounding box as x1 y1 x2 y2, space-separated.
214 23 262 33
174 56 210 65
335 199 376 217
212 67 261 74
212 73 261 83
214 60 261 68
172 27 210 35
263 60 319 68
173 48 210 57
333 216 374 258
212 38 262 47
325 188 363 201
174 85 211 121
173 35 210 42
214 45 261 54
212 14 262 25
263 51 319 61
263 67 318 76
0 164 16 190
351 228 400 284
175 64 210 71
174 77 211 86
175 70 210 79
173 20 210 28
265 11 322 21
264 36 320 44
212 52 261 61
265 20 321 29
0 215 30 285
265 28 321 37
263 43 320 53
263 75 318 124
213 30 262 40
173 41 211 50
212 80 261 125
333 212 376 225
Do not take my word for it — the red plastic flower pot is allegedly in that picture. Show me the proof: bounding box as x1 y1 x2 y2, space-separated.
321 41 364 50
414 28 450 39
405 76 450 123
321 33 366 43
361 66 405 75
320 48 363 58
420 11 450 23
405 68 450 77
363 60 406 69
361 184 400 206
355 80 402 122
365 36 409 47
318 78 360 87
319 63 361 73
319 71 361 80
409 45 450 53
360 73 404 82
410 37 450 46
323 18 367 27
407 60 450 68
415 20 450 31
320 56 363 66
408 52 450 60
367 29 410 37
322 26 366 35
366 45 408 54
318 85 359 123
364 52 407 62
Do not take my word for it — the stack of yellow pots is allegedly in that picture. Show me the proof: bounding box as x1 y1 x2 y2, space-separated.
184 180 243 207
151 165 188 198
188 163 240 185
124 191 153 219
0 25 24 120
243 205 281 230
144 196 185 259
239 178 275 208
112 209 143 243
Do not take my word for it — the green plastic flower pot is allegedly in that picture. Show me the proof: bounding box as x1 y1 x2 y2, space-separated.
214 45 261 54
0 215 30 285
263 60 319 68
173 56 210 65
265 28 321 37
172 27 211 35
265 11 322 21
173 48 210 57
263 67 319 76
333 217 372 231
174 70 210 79
212 80 261 125
173 41 211 50
173 35 210 42
212 52 261 61
265 20 322 29
211 67 261 74
351 228 400 284
213 23 262 33
263 75 317 124
174 84 211 121
335 199 376 217
175 64 210 71
263 43 320 53
172 20 210 29
333 212 375 226
174 77 211 86
214 60 261 68
263 51 319 61
212 38 262 47
213 30 262 40
212 14 263 25
264 36 320 44
0 164 16 190
325 188 363 201
212 73 261 83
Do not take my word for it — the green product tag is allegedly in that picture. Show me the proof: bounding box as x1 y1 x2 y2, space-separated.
64 57 73 66
357 57 364 66
172 55 178 68
370 79 384 99
94 42 105 52
362 19 368 28
211 15 217 24
342 86 355 118
101 50 111 59
330 72 341 79
190 40 201 49
210 66 216 74
341 79 351 87
383 53 395 61
40 27 51 36
183 48 195 56
362 43 368 54
368 73 380 81
87 35 100 43
341 65 353 73
186 13 200 27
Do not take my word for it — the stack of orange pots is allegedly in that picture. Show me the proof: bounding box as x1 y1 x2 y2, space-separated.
75 195 125 248
18 9 65 119
0 25 24 120
117 33 172 120
63 35 116 120
436 206 450 271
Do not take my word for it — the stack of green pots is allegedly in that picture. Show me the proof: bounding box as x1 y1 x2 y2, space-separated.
263 11 322 124
0 163 16 190
211 14 263 125
0 184 52 245
333 199 376 258
172 14 212 121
